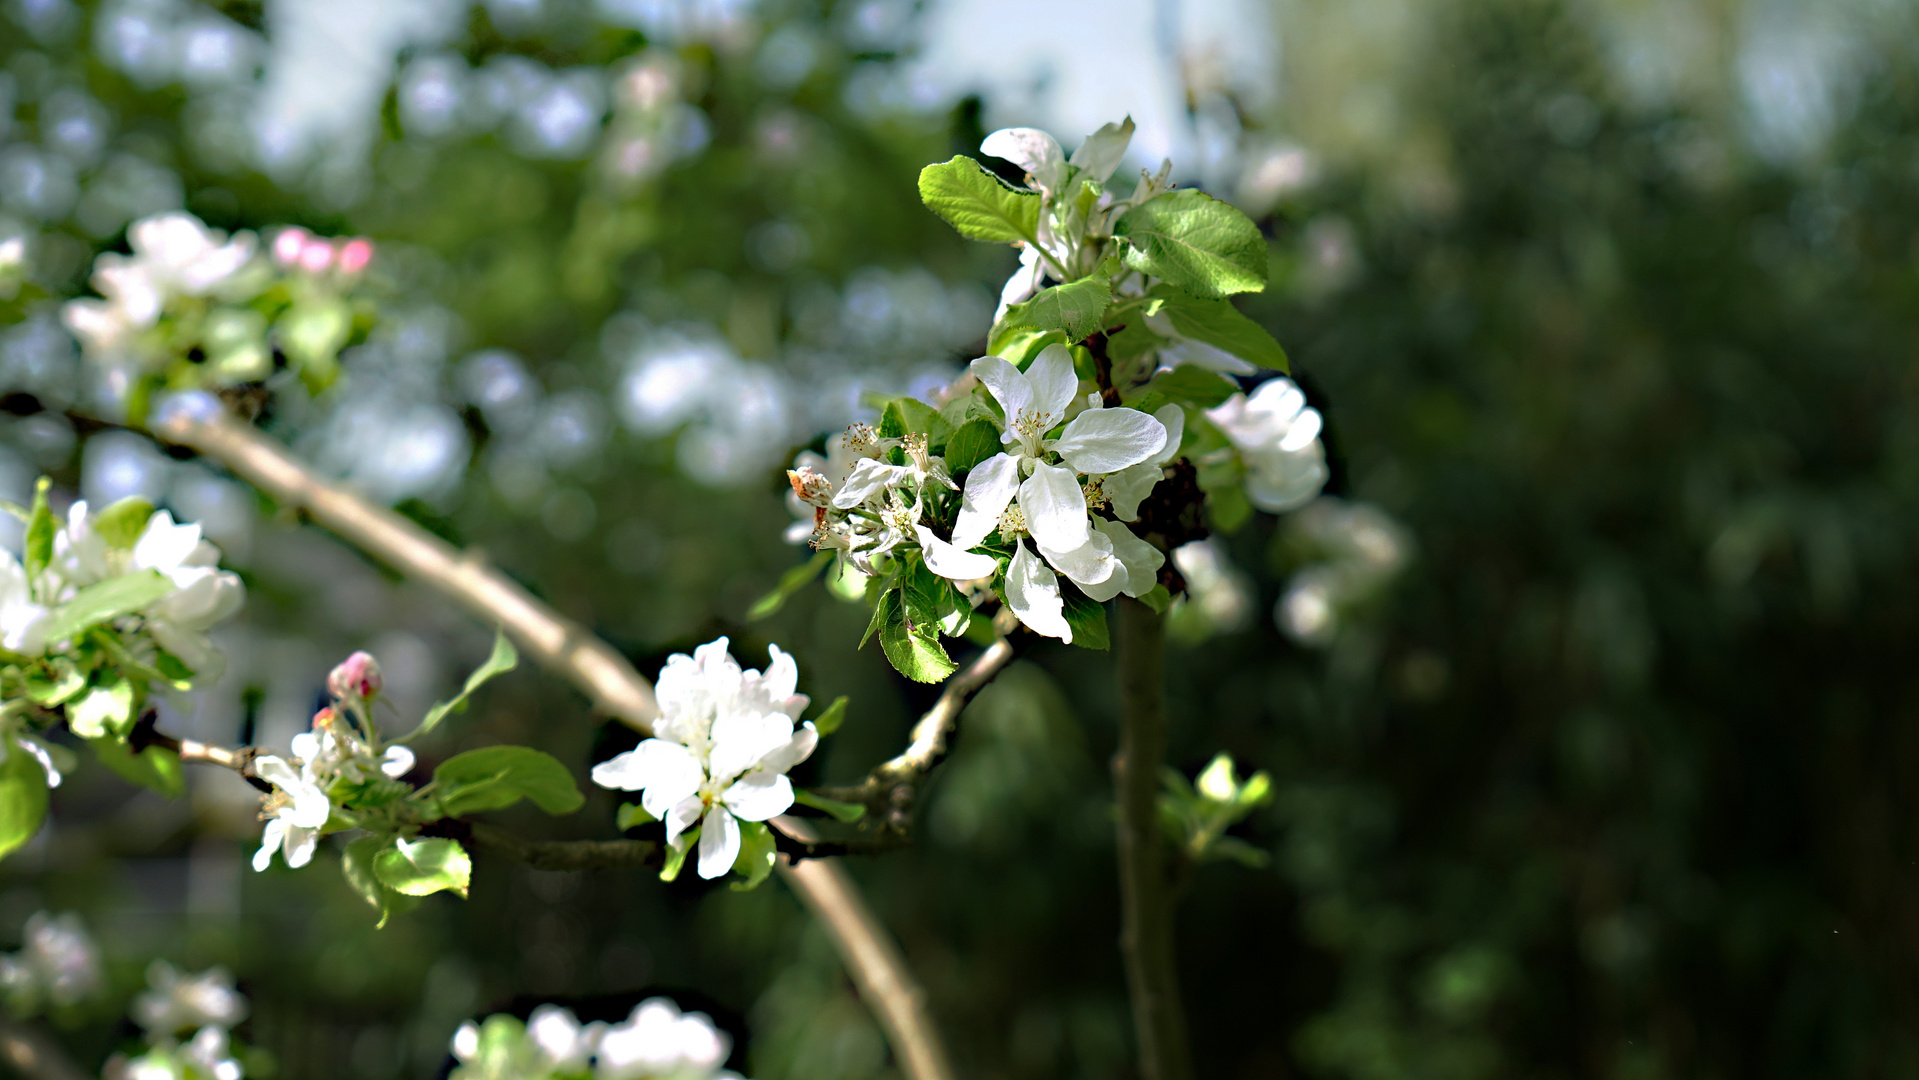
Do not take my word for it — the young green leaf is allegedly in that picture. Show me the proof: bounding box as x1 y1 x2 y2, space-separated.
1116 189 1268 298
661 828 694 882
748 550 832 621
879 596 958 683
40 571 177 645
987 322 1064 367
1151 288 1289 370
90 496 156 549
1137 584 1173 614
342 834 420 928
861 587 900 650
944 418 1004 474
402 630 518 742
615 801 655 831
880 398 949 444
811 695 849 736
729 820 777 891
24 478 52 581
1007 276 1113 343
1060 589 1110 650
433 745 585 817
0 739 49 861
1123 366 1238 412
90 737 185 797
918 157 1041 244
373 836 472 898
795 789 866 822
25 662 87 707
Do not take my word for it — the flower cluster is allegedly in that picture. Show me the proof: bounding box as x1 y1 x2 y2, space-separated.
451 997 743 1080
1203 378 1328 514
592 637 817 882
0 910 102 1015
113 961 251 1080
60 210 375 405
1274 498 1412 646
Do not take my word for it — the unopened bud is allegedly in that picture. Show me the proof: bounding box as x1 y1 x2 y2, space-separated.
336 238 374 275
272 228 310 266
311 706 338 729
327 651 382 699
297 239 334 274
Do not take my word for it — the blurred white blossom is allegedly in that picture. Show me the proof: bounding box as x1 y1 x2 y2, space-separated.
1205 378 1329 513
0 911 101 1014
1275 497 1411 647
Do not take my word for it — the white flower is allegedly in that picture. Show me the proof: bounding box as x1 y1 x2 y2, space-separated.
54 502 246 677
591 638 816 880
0 912 100 1010
61 213 256 365
1100 403 1185 522
528 1004 597 1073
180 1025 245 1080
133 961 249 1037
0 552 48 656
1205 378 1329 513
251 755 331 872
594 997 736 1080
981 127 1069 195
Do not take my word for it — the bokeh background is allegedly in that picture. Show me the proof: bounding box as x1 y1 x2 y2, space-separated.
2 0 1917 1076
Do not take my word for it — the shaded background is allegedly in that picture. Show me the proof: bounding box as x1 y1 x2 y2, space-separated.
1 0 1916 1076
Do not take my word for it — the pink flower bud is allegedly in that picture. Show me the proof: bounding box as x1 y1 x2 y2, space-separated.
297 239 334 274
272 228 310 266
327 651 382 699
336 238 374 275
311 706 338 730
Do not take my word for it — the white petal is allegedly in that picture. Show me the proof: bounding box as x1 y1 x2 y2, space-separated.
707 710 795 787
132 511 202 572
981 127 1066 190
916 525 999 581
252 819 286 872
697 806 741 880
282 824 319 869
969 356 1032 430
1096 518 1166 598
286 781 332 829
1277 406 1323 453
831 458 908 509
1051 406 1166 474
1151 404 1186 466
1038 529 1118 592
995 246 1044 322
1069 116 1135 182
591 739 705 804
380 746 415 778
722 771 795 821
1004 543 1071 642
1024 344 1079 430
451 1022 480 1062
761 644 799 703
759 720 818 774
1018 462 1089 551
1105 462 1163 522
951 453 1021 549
664 794 704 844
255 755 300 790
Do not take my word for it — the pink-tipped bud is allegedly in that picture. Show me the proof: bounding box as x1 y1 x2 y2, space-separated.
297 239 334 274
327 651 382 700
311 705 338 730
272 228 310 266
336 237 374 275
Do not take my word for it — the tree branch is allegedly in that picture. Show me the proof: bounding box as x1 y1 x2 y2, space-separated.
136 405 956 1080
465 822 659 872
1113 597 1193 1080
773 817 957 1080
813 637 1018 832
150 407 659 732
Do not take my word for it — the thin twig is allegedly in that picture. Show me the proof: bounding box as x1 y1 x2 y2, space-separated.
138 406 955 1080
150 408 659 732
773 817 957 1080
0 1015 90 1080
466 822 659 872
1113 597 1193 1080
813 637 1017 832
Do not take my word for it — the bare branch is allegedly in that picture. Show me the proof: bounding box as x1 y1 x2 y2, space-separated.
773 818 957 1080
150 408 659 732
814 637 1018 831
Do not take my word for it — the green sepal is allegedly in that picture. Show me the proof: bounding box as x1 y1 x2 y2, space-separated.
1061 589 1110 651
401 630 517 743
23 477 52 581
89 736 185 798
1115 189 1268 299
749 550 832 621
811 695 848 736
661 830 694 882
373 836 472 898
0 738 49 861
433 745 585 817
729 819 777 891
917 157 1041 244
795 789 866 823
943 419 1004 474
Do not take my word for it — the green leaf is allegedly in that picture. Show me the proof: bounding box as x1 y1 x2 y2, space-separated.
1061 589 1110 651
373 836 472 898
918 157 1041 244
879 582 957 683
616 801 655 831
880 398 949 444
1007 276 1113 343
987 322 1064 367
89 737 185 797
24 478 52 581
90 496 155 549
40 571 177 645
67 677 134 739
404 630 518 742
944 419 1004 474
749 550 832 621
0 738 49 861
1124 366 1238 412
1152 288 1289 370
1209 486 1253 534
434 745 585 817
1138 584 1173 614
1205 835 1273 868
811 695 848 736
795 789 866 822
729 819 777 891
861 586 898 650
342 835 420 927
1115 189 1268 299
25 661 87 707
661 829 694 882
